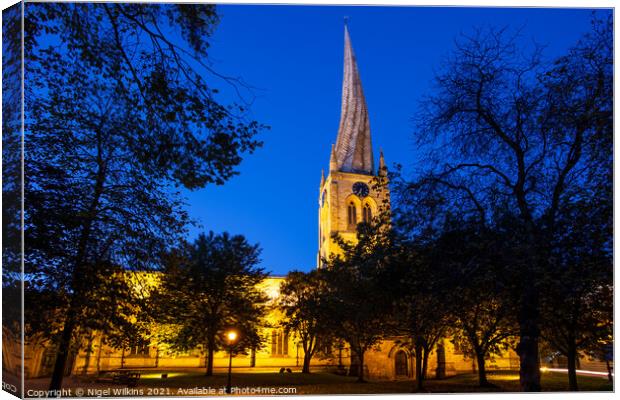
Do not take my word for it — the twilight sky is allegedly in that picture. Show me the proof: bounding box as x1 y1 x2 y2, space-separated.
183 5 607 275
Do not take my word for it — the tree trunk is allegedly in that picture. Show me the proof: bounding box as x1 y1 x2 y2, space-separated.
96 339 102 375
48 309 78 390
301 339 313 373
356 350 365 383
48 159 107 391
605 360 613 383
302 352 312 373
348 347 359 377
476 351 489 386
82 335 94 375
414 343 424 392
206 341 215 376
422 347 430 382
517 285 541 391
517 322 541 391
567 342 578 391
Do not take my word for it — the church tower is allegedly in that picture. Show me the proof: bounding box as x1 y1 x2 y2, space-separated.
317 24 390 267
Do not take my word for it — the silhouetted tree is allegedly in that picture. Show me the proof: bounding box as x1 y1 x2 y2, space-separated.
24 2 265 390
95 271 158 368
388 238 449 392
323 221 392 383
156 232 268 376
279 270 331 373
437 220 517 387
540 197 612 391
537 16 613 391
397 14 611 391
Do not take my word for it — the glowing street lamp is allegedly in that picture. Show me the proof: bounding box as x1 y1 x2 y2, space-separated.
225 330 238 394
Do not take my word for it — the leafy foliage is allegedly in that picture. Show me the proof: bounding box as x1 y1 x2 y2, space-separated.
387 238 450 391
22 2 265 390
323 220 393 382
540 196 612 390
437 220 518 386
155 232 268 375
279 270 331 373
2 4 23 336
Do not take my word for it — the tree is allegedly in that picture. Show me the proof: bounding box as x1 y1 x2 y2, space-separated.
93 271 158 371
156 232 268 376
24 2 265 390
537 17 613 391
25 262 156 372
397 14 612 391
2 5 23 364
540 197 612 390
438 221 518 387
278 270 330 373
388 238 449 392
323 221 392 383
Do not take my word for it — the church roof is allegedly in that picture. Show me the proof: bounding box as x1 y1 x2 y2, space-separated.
334 24 374 175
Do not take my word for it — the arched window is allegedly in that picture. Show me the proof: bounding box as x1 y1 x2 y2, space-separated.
348 202 357 226
271 330 289 356
395 350 408 377
363 204 372 223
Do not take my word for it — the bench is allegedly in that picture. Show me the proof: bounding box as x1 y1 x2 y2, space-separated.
96 370 141 387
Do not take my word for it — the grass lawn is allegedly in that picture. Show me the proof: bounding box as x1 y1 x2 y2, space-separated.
409 371 613 393
25 370 612 396
99 369 613 395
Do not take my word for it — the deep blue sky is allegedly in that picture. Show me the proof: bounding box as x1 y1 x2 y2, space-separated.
184 5 606 275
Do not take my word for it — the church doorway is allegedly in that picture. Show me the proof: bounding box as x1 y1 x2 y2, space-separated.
395 350 408 377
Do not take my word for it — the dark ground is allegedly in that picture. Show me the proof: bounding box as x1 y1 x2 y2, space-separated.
17 369 612 397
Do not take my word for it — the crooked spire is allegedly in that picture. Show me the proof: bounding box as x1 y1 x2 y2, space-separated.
334 24 374 175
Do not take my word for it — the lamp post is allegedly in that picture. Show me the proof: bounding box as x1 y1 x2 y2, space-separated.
225 330 238 394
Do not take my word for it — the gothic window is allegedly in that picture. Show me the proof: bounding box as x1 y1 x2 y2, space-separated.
348 202 357 226
42 347 56 371
271 330 289 356
363 204 372 223
316 339 333 357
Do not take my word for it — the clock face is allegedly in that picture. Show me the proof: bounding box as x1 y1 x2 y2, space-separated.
352 182 370 198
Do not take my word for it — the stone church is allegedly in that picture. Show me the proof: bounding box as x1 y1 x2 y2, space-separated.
317 24 390 268
6 25 520 382
314 24 518 379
